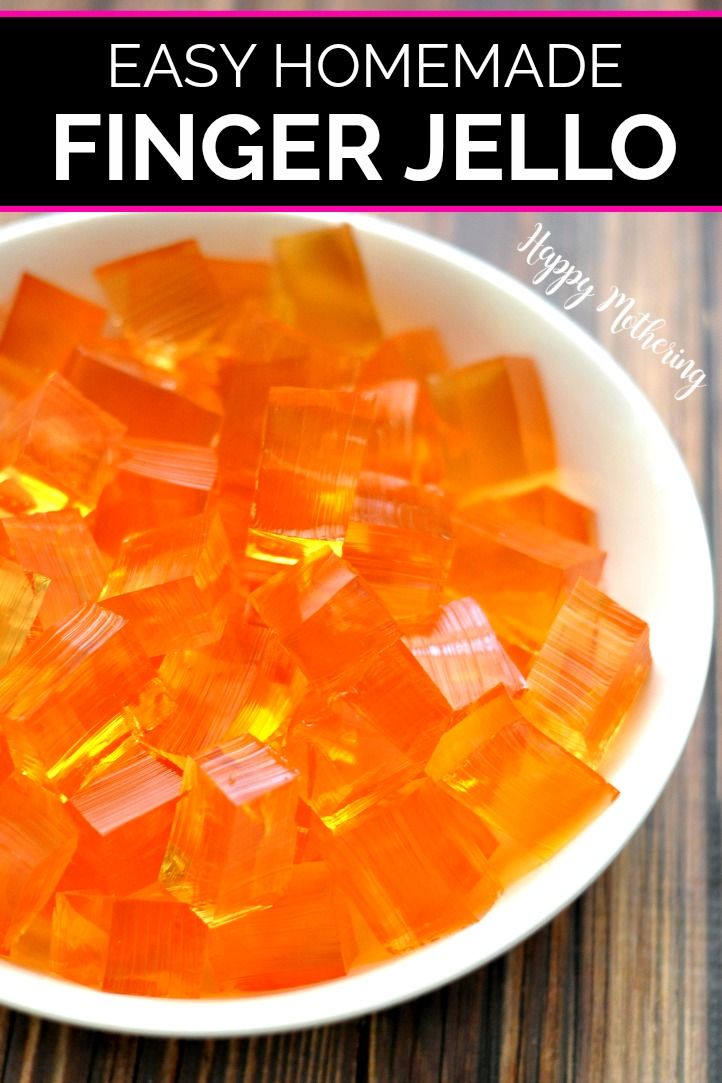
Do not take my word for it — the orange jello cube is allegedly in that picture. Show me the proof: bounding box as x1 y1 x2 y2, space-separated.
208 257 272 305
462 485 597 545
337 640 453 762
0 273 106 390
429 693 618 861
343 473 453 623
0 773 77 953
450 515 606 651
218 355 315 493
95 239 224 363
63 738 183 895
104 893 207 996
0 604 154 794
323 780 499 952
92 438 216 553
250 547 399 687
8 899 54 975
521 579 652 766
365 379 445 486
100 511 230 655
160 735 299 925
0 555 48 665
218 312 358 386
218 326 356 491
284 693 416 830
0 509 107 629
427 357 556 495
51 891 112 988
101 505 228 601
404 597 525 710
275 224 382 350
0 374 126 512
136 623 301 757
52 889 207 997
248 387 372 562
427 686 523 781
65 348 221 445
208 862 351 992
102 579 223 659
360 328 450 384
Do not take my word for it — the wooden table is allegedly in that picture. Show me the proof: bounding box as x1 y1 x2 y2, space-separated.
0 208 716 1083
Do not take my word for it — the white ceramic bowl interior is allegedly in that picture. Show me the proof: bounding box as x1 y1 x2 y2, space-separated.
0 212 713 1037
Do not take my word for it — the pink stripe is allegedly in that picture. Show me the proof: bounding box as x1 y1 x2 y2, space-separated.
2 206 719 213
0 8 719 14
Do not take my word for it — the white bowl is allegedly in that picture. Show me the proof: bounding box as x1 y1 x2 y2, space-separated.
0 212 713 1037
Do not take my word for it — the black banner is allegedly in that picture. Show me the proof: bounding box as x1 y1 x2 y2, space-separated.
1 13 719 207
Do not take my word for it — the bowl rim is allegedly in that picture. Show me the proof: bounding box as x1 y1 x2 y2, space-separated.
0 209 713 1038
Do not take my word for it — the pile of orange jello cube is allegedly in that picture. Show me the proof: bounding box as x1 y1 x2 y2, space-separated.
0 225 651 997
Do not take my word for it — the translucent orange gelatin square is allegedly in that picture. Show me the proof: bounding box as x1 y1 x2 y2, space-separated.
53 889 207 997
8 899 54 974
450 514 606 651
0 509 107 629
218 313 359 386
51 891 113 988
207 257 272 304
0 374 126 512
337 640 453 762
247 387 372 562
100 511 231 655
343 473 454 623
92 439 216 553
427 356 556 496
275 224 382 350
65 347 221 445
360 328 450 384
0 273 106 389
0 604 154 794
430 700 618 861
102 508 228 600
283 693 417 830
95 240 224 363
250 547 399 687
102 578 224 658
62 738 183 895
217 324 357 491
103 895 207 996
160 735 299 925
462 485 597 545
404 597 525 710
521 579 652 766
208 862 352 991
323 780 499 952
360 379 444 485
426 685 526 782
135 623 301 757
0 773 77 953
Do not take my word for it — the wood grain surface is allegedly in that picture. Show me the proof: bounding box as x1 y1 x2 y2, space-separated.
0 3 719 1081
